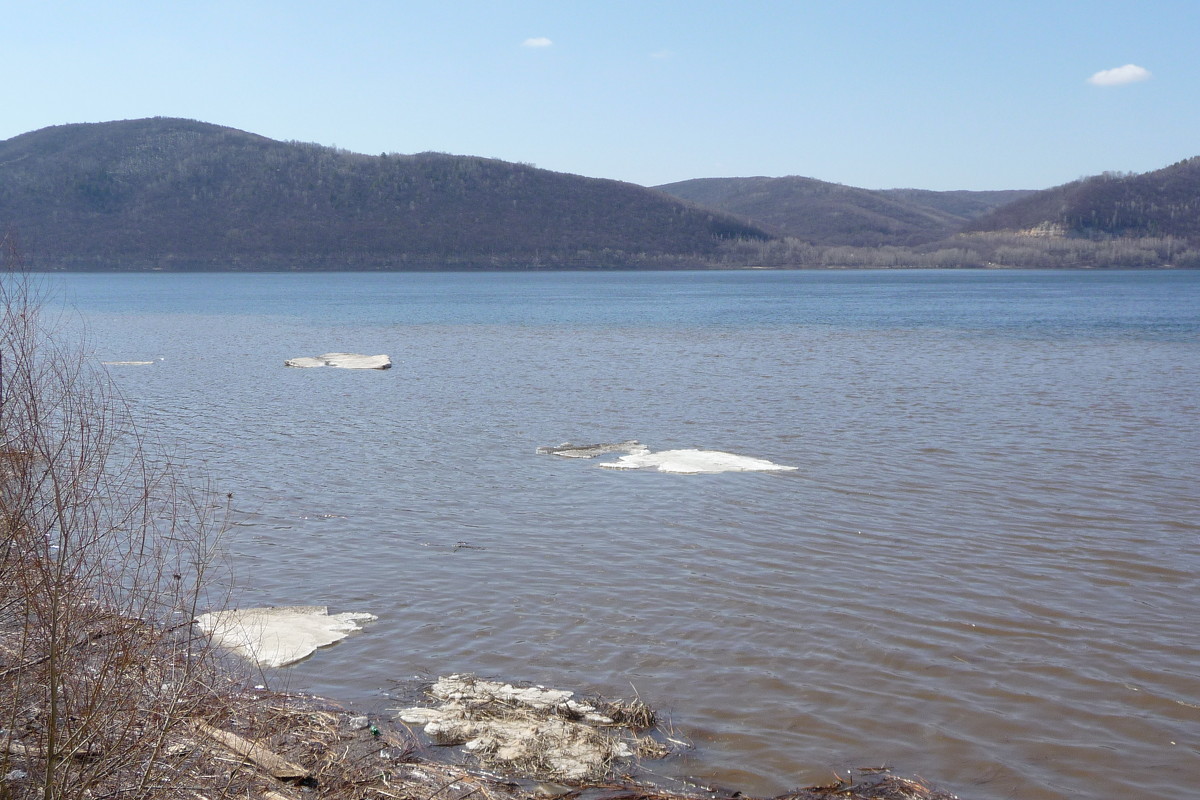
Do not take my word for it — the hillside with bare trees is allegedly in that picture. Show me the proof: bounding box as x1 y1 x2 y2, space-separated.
0 118 769 270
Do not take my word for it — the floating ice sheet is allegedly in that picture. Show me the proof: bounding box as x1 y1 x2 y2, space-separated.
284 353 392 369
599 448 798 474
194 605 377 667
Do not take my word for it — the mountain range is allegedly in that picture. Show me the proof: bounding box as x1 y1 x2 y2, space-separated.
1 118 1196 270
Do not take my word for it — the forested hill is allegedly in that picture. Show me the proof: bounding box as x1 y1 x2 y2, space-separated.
0 118 770 270
964 157 1200 240
669 159 1200 269
654 176 1033 246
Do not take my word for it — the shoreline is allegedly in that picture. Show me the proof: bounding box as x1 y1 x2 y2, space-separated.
1 613 959 800
178 679 960 800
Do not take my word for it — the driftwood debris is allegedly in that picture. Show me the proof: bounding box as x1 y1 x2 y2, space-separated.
191 719 311 782
261 791 299 800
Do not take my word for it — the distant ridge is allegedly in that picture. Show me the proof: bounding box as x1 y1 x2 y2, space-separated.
0 118 770 270
654 176 1033 246
877 188 1038 223
661 163 1199 268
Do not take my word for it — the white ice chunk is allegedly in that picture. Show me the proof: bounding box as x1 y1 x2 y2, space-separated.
285 353 392 369
194 605 377 667
101 360 155 366
599 448 797 474
397 707 446 725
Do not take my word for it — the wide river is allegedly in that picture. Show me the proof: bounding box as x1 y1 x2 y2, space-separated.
45 269 1199 800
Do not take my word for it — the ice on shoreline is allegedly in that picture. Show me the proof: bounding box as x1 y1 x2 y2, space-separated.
396 674 651 782
285 353 392 369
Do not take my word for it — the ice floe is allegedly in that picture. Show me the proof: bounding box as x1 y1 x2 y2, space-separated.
599 448 797 474
284 353 392 369
194 605 377 667
101 360 155 366
538 440 796 474
535 440 648 458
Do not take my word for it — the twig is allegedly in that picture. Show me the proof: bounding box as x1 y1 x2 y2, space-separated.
0 621 134 680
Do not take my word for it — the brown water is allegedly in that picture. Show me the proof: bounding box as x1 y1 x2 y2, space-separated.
57 270 1200 800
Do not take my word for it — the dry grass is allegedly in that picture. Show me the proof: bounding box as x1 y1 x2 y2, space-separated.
163 692 529 800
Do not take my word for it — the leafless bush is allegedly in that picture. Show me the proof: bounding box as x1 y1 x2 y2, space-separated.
1 235 232 800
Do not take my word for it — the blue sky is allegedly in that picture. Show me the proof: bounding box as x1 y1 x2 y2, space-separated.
3 1 1197 190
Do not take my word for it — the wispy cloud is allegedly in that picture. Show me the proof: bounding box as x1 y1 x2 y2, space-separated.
521 37 553 48
1087 64 1152 87
650 49 675 60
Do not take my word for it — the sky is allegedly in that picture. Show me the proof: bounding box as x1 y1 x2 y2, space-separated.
3 0 1198 191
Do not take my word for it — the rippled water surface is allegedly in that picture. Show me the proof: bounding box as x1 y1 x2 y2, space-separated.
48 270 1199 800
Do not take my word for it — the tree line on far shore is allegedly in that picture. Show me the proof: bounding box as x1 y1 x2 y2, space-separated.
715 231 1200 269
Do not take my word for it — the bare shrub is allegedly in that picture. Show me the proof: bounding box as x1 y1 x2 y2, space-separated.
1 235 231 800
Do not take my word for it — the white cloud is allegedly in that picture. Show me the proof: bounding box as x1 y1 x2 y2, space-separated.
522 37 553 48
1087 64 1152 87
650 49 675 60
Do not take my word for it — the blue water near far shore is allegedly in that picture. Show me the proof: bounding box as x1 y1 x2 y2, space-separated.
44 269 1200 800
51 268 1200 335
